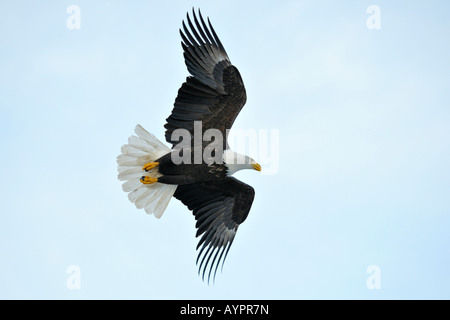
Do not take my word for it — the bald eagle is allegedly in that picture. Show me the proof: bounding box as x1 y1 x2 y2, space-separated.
117 9 260 282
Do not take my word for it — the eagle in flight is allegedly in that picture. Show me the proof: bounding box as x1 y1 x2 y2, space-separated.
117 9 260 283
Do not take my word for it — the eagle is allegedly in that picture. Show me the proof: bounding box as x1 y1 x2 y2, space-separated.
117 9 260 283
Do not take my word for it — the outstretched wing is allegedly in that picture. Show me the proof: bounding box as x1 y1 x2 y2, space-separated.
173 177 255 282
164 9 247 149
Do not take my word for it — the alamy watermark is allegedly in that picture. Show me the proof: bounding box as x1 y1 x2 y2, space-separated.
366 265 381 290
66 5 81 30
170 121 279 175
66 265 81 290
367 5 381 30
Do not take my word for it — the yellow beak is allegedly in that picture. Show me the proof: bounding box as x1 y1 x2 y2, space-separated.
252 163 261 172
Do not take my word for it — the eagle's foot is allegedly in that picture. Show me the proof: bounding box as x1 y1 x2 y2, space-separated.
140 176 158 184
142 162 159 172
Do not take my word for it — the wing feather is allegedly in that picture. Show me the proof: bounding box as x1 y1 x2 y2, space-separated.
165 9 247 149
173 177 255 283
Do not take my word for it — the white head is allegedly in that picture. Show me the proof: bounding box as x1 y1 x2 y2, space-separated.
222 149 261 176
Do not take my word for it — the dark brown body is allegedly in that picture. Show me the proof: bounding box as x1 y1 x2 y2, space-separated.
156 151 227 185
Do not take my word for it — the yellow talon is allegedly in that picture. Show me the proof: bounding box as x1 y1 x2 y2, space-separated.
140 176 158 184
142 162 159 172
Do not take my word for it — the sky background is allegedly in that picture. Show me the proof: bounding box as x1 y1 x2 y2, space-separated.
1 0 449 299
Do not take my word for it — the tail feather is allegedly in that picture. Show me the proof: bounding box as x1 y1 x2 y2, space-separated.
134 124 168 150
117 154 142 167
117 124 177 218
152 185 175 218
122 178 143 193
121 144 150 157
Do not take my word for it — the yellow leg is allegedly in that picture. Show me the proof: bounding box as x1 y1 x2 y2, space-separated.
140 176 158 184
142 162 159 172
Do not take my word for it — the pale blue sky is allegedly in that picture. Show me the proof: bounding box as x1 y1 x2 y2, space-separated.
1 0 449 299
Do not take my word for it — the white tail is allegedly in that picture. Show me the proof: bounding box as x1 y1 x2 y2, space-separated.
117 124 177 218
